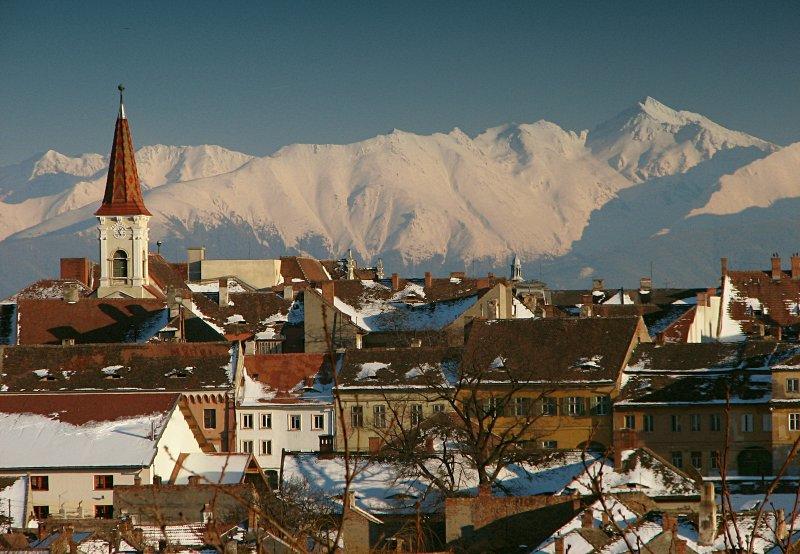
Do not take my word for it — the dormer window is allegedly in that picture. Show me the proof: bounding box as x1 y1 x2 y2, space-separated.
112 250 128 279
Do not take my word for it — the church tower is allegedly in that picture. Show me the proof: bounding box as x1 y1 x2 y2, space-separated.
95 85 153 299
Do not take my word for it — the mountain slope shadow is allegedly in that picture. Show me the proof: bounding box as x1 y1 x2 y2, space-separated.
569 146 770 260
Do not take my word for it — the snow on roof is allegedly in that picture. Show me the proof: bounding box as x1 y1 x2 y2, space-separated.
532 497 642 553
171 453 250 485
603 291 634 305
332 282 479 332
0 476 27 527
355 362 388 381
0 394 178 469
560 449 698 498
513 297 536 319
282 451 603 515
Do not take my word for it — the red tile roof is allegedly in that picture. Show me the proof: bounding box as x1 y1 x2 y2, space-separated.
280 256 331 283
95 106 151 216
0 392 179 425
0 342 234 392
726 270 800 333
16 298 167 345
244 353 329 392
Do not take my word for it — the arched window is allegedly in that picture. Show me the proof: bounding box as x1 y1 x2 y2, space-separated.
112 250 128 279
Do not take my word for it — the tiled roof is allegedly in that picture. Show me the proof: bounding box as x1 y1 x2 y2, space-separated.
0 392 178 426
244 353 330 392
148 254 190 294
3 278 90 302
16 298 168 345
462 317 644 383
280 256 330 283
191 291 292 339
726 270 800 332
626 341 779 372
114 482 256 525
338 346 462 388
0 342 234 392
95 105 151 216
618 370 772 405
620 342 787 405
550 288 702 307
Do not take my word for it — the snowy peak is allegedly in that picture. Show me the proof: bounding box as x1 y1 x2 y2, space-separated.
31 150 106 179
587 97 777 181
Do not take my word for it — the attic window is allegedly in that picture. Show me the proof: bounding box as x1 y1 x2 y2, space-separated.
165 367 194 378
33 369 56 381
101 365 123 379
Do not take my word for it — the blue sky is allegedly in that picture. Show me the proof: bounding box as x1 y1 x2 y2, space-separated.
2 1 799 165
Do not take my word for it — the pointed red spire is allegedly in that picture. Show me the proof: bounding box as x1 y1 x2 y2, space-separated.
95 84 151 216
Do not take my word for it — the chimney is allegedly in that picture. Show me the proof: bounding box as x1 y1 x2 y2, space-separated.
321 281 335 305
283 285 294 301
60 258 91 287
696 291 707 308
592 278 604 292
187 475 200 486
639 277 652 292
554 537 565 554
720 257 728 277
698 481 717 546
63 284 80 304
424 271 432 288
791 254 800 281
133 474 142 486
661 513 675 533
581 510 594 529
772 253 782 281
391 273 400 291
218 278 229 307
580 294 593 318
153 475 162 486
187 247 205 281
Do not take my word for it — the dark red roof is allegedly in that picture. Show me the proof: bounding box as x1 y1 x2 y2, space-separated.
462 317 644 383
191 291 292 339
95 109 151 216
148 254 190 294
0 342 234 392
726 270 800 332
244 353 328 392
16 298 167 345
280 256 331 283
0 392 179 425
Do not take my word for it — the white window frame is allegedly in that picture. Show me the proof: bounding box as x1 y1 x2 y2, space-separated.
241 413 253 430
690 414 701 432
410 404 423 425
373 404 387 428
788 378 800 393
789 413 800 431
260 413 272 429
289 414 302 431
643 414 654 432
312 414 324 430
241 440 253 454
260 440 272 456
542 440 557 449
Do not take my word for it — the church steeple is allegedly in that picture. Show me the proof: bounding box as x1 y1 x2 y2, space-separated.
95 85 153 299
95 84 151 217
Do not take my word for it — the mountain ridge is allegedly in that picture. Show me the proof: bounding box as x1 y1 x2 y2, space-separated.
0 97 792 297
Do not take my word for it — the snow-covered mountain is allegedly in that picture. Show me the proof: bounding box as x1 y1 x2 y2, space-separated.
0 97 792 296
587 97 776 182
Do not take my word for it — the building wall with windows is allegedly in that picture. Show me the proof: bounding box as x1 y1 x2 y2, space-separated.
334 389 449 453
613 404 772 476
770 368 800 475
235 403 334 470
461 385 615 451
